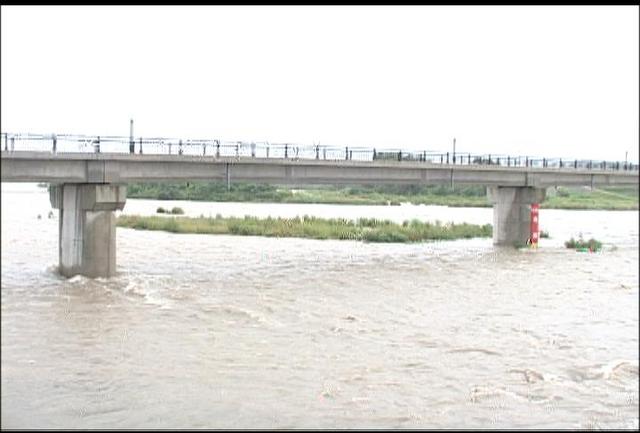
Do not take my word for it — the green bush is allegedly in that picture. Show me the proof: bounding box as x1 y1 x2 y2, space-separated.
565 236 602 251
156 207 166 214
170 207 185 215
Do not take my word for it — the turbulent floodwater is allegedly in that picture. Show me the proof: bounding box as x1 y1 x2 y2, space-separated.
1 183 639 429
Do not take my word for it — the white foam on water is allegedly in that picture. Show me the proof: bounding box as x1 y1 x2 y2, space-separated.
599 359 640 380
68 275 88 284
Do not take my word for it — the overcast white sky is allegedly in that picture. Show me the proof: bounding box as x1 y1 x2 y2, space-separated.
1 5 638 161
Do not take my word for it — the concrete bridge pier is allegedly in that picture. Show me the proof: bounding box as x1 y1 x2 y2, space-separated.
488 186 546 246
50 184 127 278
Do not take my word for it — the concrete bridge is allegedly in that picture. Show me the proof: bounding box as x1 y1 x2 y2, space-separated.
1 133 638 278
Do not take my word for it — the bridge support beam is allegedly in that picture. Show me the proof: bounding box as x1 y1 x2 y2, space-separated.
50 184 127 278
488 186 546 246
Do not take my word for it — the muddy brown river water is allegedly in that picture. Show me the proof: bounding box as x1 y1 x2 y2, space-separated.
1 183 638 429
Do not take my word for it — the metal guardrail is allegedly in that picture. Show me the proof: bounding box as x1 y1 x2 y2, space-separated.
1 132 638 172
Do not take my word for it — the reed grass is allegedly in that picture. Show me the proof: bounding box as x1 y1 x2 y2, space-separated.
117 214 493 243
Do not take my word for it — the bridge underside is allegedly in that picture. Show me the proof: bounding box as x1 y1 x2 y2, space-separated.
44 181 548 278
2 150 637 278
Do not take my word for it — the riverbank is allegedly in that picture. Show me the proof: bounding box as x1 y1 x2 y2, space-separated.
125 182 638 210
542 187 639 210
116 214 493 243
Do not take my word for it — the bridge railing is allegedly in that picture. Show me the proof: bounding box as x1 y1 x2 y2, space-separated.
1 132 638 172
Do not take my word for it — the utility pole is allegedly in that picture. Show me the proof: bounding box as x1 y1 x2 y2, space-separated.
453 137 456 164
129 119 134 153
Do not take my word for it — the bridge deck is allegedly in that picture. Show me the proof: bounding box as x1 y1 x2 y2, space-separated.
2 151 638 188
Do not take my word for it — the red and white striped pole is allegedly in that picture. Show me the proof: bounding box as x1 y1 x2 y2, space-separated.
530 203 540 248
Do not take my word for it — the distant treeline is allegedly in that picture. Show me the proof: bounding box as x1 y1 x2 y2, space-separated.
37 181 638 209
126 182 489 206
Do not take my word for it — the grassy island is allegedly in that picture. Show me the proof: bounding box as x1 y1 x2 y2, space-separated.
117 214 493 243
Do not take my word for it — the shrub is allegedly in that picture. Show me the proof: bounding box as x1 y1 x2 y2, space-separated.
156 207 166 214
565 236 602 251
171 207 184 215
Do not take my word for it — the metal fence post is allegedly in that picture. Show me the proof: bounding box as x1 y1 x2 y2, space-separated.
139 137 143 154
52 135 57 153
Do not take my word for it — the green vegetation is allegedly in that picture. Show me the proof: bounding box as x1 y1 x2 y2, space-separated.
129 182 293 203
156 206 184 215
540 230 550 238
117 214 493 243
127 182 490 207
543 186 638 210
125 182 638 210
564 236 603 252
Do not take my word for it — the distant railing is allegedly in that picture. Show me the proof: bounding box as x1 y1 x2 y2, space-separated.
1 132 638 172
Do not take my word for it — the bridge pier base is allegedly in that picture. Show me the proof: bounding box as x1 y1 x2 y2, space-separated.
488 186 546 246
50 184 127 278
